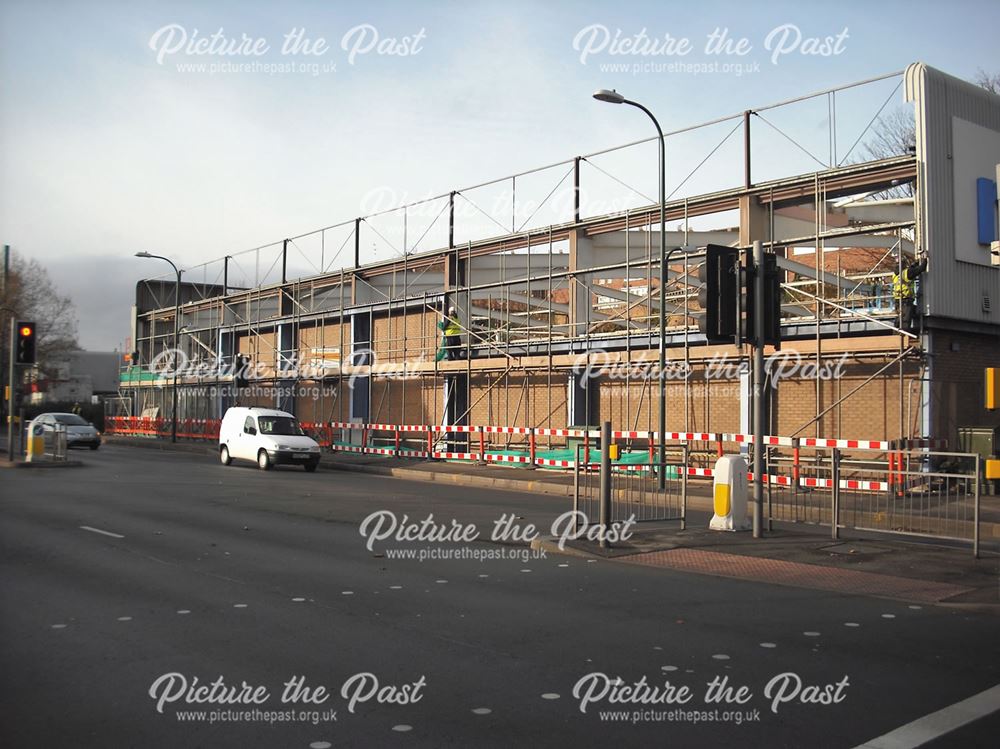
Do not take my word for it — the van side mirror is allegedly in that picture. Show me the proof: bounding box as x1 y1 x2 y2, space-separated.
245 427 257 436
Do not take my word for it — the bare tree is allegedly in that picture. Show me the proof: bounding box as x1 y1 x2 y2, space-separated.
974 69 1000 95
860 69 999 198
1 250 80 367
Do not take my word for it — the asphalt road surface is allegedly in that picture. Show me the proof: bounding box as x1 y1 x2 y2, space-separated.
1 444 998 748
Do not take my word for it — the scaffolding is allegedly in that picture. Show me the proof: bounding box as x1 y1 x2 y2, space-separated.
124 69 929 445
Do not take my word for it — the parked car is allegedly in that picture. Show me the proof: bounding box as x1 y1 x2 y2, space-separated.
218 407 320 471
31 413 101 450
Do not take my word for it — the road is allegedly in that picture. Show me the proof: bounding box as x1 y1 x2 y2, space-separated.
1 444 998 748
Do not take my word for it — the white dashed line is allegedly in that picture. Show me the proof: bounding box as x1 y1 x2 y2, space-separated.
844 622 860 628
117 616 132 622
541 693 560 700
176 610 191 615
881 613 896 619
341 591 354 596
712 654 730 660
50 624 67 629
661 665 678 671
310 742 332 749
803 631 821 637
558 563 569 568
389 586 403 590
292 597 306 602
852 683 1000 749
471 707 492 715
233 604 248 608
79 525 124 539
520 569 532 573
908 605 922 610
759 642 777 648
391 724 412 732
435 580 448 584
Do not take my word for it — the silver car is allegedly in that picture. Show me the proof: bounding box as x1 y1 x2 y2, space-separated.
33 413 102 450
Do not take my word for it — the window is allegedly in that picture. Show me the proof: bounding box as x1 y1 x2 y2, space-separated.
243 416 256 434
257 416 305 436
53 414 88 426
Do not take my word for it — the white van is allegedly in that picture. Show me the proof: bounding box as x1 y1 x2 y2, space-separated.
218 407 321 471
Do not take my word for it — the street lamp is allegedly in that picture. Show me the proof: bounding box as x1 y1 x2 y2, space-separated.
135 251 182 443
593 88 670 487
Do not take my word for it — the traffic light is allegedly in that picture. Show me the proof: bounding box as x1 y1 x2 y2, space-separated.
15 321 37 364
746 253 783 349
696 245 740 343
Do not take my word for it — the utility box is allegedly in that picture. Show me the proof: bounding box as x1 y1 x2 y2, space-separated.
957 426 1000 460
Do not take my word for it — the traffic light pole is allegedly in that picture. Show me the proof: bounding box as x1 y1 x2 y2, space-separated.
7 317 14 461
752 240 765 538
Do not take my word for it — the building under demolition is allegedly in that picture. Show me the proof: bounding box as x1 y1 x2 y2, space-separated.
118 63 1000 455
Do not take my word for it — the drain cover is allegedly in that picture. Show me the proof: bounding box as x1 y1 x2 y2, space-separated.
821 542 893 555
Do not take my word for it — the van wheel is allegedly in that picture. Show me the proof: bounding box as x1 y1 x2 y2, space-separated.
220 445 232 465
257 449 272 471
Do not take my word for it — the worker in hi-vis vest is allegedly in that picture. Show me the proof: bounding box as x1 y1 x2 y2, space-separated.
436 306 463 361
891 256 927 332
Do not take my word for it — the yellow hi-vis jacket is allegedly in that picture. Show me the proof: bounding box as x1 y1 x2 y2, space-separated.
442 315 462 336
891 272 913 301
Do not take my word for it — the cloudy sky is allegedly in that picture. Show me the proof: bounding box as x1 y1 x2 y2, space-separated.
1 0 997 350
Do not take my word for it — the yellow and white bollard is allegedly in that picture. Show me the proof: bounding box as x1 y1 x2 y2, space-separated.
709 455 750 531
25 422 45 463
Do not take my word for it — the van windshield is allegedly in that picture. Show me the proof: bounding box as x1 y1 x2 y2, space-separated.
257 416 305 436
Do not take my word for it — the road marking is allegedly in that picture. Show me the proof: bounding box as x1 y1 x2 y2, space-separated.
661 665 678 671
50 624 67 629
233 603 248 608
310 742 332 749
803 631 821 637
541 693 560 700
471 707 492 715
845 622 861 627
852 683 1000 749
712 654 730 660
117 616 132 621
391 724 412 732
176 610 191 615
881 613 896 619
760 642 777 648
79 525 124 539
292 597 306 602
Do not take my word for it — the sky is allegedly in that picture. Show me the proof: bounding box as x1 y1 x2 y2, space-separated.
1 0 998 350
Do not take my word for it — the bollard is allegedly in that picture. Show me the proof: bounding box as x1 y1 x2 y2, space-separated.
709 454 750 531
599 421 611 548
831 448 841 540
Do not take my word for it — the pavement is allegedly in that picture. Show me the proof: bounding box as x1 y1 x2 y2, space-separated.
1 440 998 748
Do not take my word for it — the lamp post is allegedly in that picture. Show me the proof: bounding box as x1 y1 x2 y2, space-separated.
135 252 181 443
593 89 670 487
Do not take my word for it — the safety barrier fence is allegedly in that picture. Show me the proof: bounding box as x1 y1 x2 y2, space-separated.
105 417 948 488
